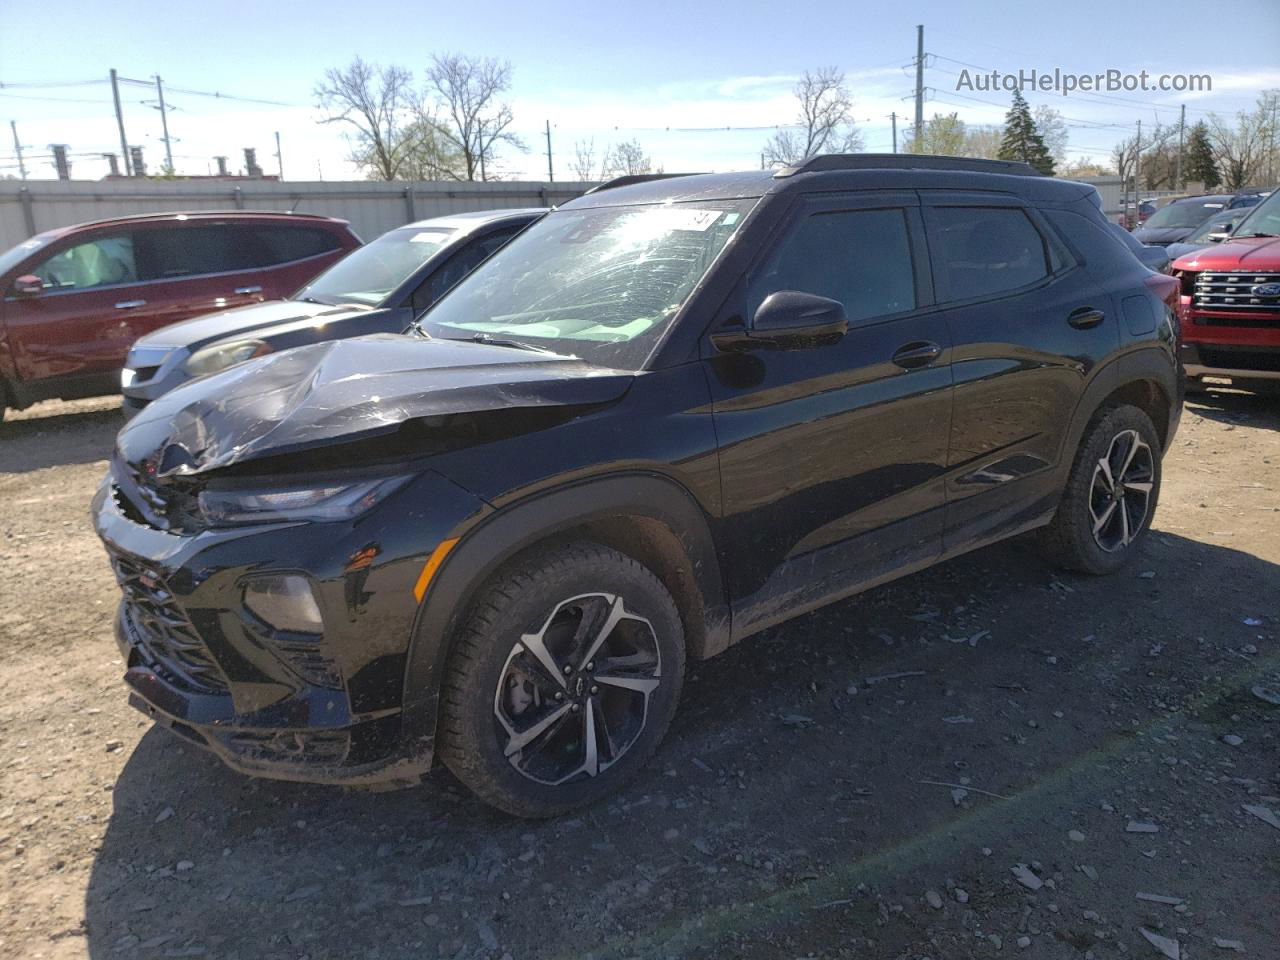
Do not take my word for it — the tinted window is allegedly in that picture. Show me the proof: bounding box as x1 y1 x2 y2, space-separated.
135 226 259 280
412 228 520 310
750 208 916 324
300 226 456 307
931 207 1049 301
31 234 137 292
252 226 342 265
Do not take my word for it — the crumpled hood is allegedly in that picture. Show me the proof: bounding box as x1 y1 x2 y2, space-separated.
132 299 368 351
117 334 633 477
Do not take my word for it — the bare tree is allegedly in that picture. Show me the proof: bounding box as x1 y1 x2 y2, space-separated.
1032 104 1069 163
1209 98 1274 191
962 125 1003 160
761 67 864 167
315 57 416 180
571 139 597 181
602 139 652 177
425 53 524 181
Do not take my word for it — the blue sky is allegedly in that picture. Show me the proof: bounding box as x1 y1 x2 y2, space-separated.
4 0 1278 180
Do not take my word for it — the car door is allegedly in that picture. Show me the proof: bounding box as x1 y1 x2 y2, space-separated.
5 229 147 383
920 193 1118 549
705 192 953 633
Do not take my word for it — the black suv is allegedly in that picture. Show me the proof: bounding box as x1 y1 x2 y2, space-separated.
93 156 1182 817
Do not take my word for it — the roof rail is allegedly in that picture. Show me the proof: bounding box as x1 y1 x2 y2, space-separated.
583 172 702 195
774 153 1042 178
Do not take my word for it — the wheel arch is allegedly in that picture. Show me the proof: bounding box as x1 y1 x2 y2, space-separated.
399 471 729 764
1063 348 1178 468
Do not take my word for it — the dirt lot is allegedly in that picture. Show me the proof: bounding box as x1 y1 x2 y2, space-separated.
1 391 1277 960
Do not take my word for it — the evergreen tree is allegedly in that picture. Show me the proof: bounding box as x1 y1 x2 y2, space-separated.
997 91 1056 175
1183 121 1221 189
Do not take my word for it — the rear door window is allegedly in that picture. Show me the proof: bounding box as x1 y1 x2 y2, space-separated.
748 208 917 325
135 225 260 280
30 234 137 292
929 207 1050 302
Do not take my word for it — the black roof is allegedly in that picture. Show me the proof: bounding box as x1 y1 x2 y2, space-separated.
565 155 1092 210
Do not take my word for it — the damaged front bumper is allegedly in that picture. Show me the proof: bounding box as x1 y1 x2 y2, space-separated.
91 465 485 786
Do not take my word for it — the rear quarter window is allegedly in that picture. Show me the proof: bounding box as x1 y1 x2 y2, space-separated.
135 225 260 280
250 226 343 265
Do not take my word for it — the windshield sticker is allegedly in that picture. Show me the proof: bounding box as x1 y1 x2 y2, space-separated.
655 208 724 232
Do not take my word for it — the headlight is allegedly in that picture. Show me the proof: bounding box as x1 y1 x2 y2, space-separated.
197 476 411 526
182 339 271 377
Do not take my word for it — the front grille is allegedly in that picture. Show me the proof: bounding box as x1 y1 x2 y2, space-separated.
1198 346 1280 373
111 552 227 693
1193 272 1280 314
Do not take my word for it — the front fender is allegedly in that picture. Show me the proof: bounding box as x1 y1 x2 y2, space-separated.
397 471 729 765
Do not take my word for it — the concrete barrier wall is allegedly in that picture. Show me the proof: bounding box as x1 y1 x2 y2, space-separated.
0 179 598 249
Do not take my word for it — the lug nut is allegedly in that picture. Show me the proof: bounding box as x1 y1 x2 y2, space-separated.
554 691 564 701
590 685 599 695
571 703 581 713
586 661 595 671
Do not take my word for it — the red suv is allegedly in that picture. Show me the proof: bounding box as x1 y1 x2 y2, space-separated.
0 211 360 420
1172 188 1280 392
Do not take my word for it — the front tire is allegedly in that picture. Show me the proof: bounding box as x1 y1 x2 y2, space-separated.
1038 405 1162 575
438 541 685 817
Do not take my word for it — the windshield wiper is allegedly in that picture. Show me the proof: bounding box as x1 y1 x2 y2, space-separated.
1238 232 1277 238
463 333 563 355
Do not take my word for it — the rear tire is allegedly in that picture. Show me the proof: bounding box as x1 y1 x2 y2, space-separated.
438 541 685 818
1038 405 1162 575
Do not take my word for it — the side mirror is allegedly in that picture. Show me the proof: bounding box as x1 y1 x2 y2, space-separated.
1136 245 1170 275
712 290 848 352
12 274 43 297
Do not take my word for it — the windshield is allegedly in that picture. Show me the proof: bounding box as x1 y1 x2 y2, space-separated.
1186 208 1249 243
0 231 57 283
417 198 756 369
296 226 456 306
1231 190 1280 237
1144 200 1228 230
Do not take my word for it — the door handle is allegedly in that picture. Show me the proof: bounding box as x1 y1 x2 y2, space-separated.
114 299 147 309
234 285 263 295
892 340 942 369
1068 306 1105 329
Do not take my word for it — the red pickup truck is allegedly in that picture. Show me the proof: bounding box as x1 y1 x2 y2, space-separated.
0 211 360 420
1172 189 1280 393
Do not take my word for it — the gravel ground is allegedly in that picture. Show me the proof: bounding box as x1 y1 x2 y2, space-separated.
1 391 1277 960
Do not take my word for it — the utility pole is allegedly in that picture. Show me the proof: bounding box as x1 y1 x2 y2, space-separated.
477 119 487 181
9 121 26 180
545 120 554 182
274 130 283 180
1132 119 1142 227
1270 93 1278 184
891 112 898 153
154 75 174 173
1175 104 1185 191
110 68 132 176
914 25 925 145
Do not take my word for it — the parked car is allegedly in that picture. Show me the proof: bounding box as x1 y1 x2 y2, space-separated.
1164 206 1254 261
94 155 1181 817
1132 194 1237 245
0 211 359 421
1172 187 1280 392
121 209 543 416
1118 198 1157 229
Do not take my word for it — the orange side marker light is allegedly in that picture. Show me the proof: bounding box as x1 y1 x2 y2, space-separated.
413 538 459 604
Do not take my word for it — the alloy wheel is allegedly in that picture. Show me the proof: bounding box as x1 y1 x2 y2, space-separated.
1088 428 1155 553
493 592 662 785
